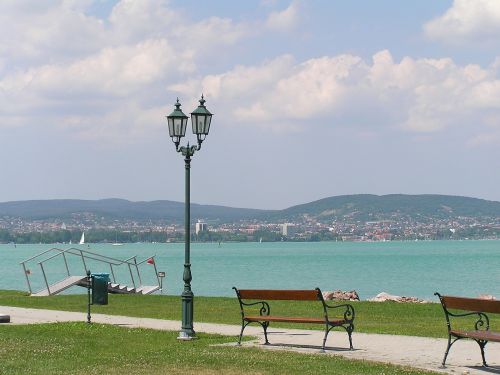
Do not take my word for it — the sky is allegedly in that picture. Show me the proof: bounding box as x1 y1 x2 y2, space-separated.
1 0 500 209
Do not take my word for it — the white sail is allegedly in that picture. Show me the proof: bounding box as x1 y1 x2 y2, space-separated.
79 232 85 244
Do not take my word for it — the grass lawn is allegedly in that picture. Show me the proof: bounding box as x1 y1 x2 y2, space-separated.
0 322 438 375
2 290 498 338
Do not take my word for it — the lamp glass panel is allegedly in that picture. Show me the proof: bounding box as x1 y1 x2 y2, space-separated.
181 118 187 135
174 118 182 136
197 116 205 133
204 115 212 134
168 118 174 137
192 114 203 134
191 114 198 133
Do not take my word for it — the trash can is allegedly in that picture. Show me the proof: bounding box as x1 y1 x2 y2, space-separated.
92 273 109 305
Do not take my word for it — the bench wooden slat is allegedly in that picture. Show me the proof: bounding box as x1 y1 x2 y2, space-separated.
450 330 500 342
245 315 346 325
237 289 319 301
442 296 500 314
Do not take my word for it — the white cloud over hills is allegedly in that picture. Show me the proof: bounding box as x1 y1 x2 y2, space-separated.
173 50 500 143
424 0 500 44
0 0 500 147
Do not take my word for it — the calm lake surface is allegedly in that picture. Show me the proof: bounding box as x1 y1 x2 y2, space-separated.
0 240 498 300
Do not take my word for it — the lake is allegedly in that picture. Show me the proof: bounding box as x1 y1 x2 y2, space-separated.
1 240 498 300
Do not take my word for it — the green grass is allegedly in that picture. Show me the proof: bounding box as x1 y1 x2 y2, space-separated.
1 290 498 338
0 322 437 375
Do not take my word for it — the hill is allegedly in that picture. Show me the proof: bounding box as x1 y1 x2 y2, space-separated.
0 194 499 224
0 198 268 223
276 194 500 222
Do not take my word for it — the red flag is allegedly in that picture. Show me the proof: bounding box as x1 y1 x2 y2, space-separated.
146 257 155 265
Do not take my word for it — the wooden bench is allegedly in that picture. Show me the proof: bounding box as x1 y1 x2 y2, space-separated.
435 292 500 367
233 287 355 351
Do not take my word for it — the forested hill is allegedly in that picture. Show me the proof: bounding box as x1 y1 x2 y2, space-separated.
0 198 268 222
0 194 499 223
274 194 500 222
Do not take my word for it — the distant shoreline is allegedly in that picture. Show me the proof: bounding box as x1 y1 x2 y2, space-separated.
2 238 500 246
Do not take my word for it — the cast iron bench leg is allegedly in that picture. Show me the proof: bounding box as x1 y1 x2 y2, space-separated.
238 321 251 346
477 340 488 367
441 335 460 368
321 324 329 352
262 321 270 345
347 324 354 350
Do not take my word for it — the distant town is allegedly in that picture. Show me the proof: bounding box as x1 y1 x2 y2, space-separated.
1 210 499 244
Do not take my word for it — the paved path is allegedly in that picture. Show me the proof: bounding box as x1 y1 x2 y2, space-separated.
1 306 499 374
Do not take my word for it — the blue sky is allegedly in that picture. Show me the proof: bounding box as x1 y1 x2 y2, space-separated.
1 0 500 209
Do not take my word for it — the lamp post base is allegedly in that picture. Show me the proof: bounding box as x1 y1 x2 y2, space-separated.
177 330 197 340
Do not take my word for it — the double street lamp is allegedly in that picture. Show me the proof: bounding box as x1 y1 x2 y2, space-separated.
167 95 213 340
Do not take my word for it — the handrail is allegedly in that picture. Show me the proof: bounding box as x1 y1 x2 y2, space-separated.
21 263 32 294
62 252 70 276
40 263 50 295
151 257 160 287
65 248 140 265
134 257 142 286
109 264 116 283
36 248 131 266
135 255 160 287
127 263 136 289
136 257 154 265
19 247 63 265
22 247 143 267
79 249 88 274
21 246 159 295
123 255 137 264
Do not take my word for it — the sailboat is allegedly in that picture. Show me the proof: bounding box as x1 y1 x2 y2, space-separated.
79 232 85 245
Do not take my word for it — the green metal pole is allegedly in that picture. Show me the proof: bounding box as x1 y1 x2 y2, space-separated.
179 153 195 339
86 270 91 324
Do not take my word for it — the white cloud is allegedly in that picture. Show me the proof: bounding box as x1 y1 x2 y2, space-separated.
0 1 106 66
2 1 500 146
171 50 500 138
266 1 300 32
0 0 257 141
424 0 500 44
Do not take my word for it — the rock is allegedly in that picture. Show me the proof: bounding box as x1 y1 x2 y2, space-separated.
368 292 428 303
478 294 496 300
368 292 401 302
322 290 359 301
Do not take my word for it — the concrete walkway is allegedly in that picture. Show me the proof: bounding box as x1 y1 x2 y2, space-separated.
1 305 499 375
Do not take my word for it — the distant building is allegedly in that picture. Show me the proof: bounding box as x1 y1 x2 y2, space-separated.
61 223 67 230
281 223 296 237
195 220 208 235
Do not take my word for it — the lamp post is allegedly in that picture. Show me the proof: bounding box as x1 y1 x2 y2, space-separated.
167 95 212 340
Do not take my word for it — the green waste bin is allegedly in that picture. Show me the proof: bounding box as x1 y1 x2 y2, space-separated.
92 273 109 305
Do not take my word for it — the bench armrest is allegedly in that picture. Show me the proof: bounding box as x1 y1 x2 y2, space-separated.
435 293 490 332
323 302 355 323
233 287 271 318
447 310 490 331
240 300 271 317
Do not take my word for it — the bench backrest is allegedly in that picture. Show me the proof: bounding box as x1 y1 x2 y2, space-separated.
236 289 321 301
439 295 500 314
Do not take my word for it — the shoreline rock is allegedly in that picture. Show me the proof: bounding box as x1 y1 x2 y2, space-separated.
368 292 429 303
322 290 359 301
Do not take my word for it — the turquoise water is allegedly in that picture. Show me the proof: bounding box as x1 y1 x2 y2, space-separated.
1 241 498 300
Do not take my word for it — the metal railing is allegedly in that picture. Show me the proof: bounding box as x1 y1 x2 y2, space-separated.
20 247 159 296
